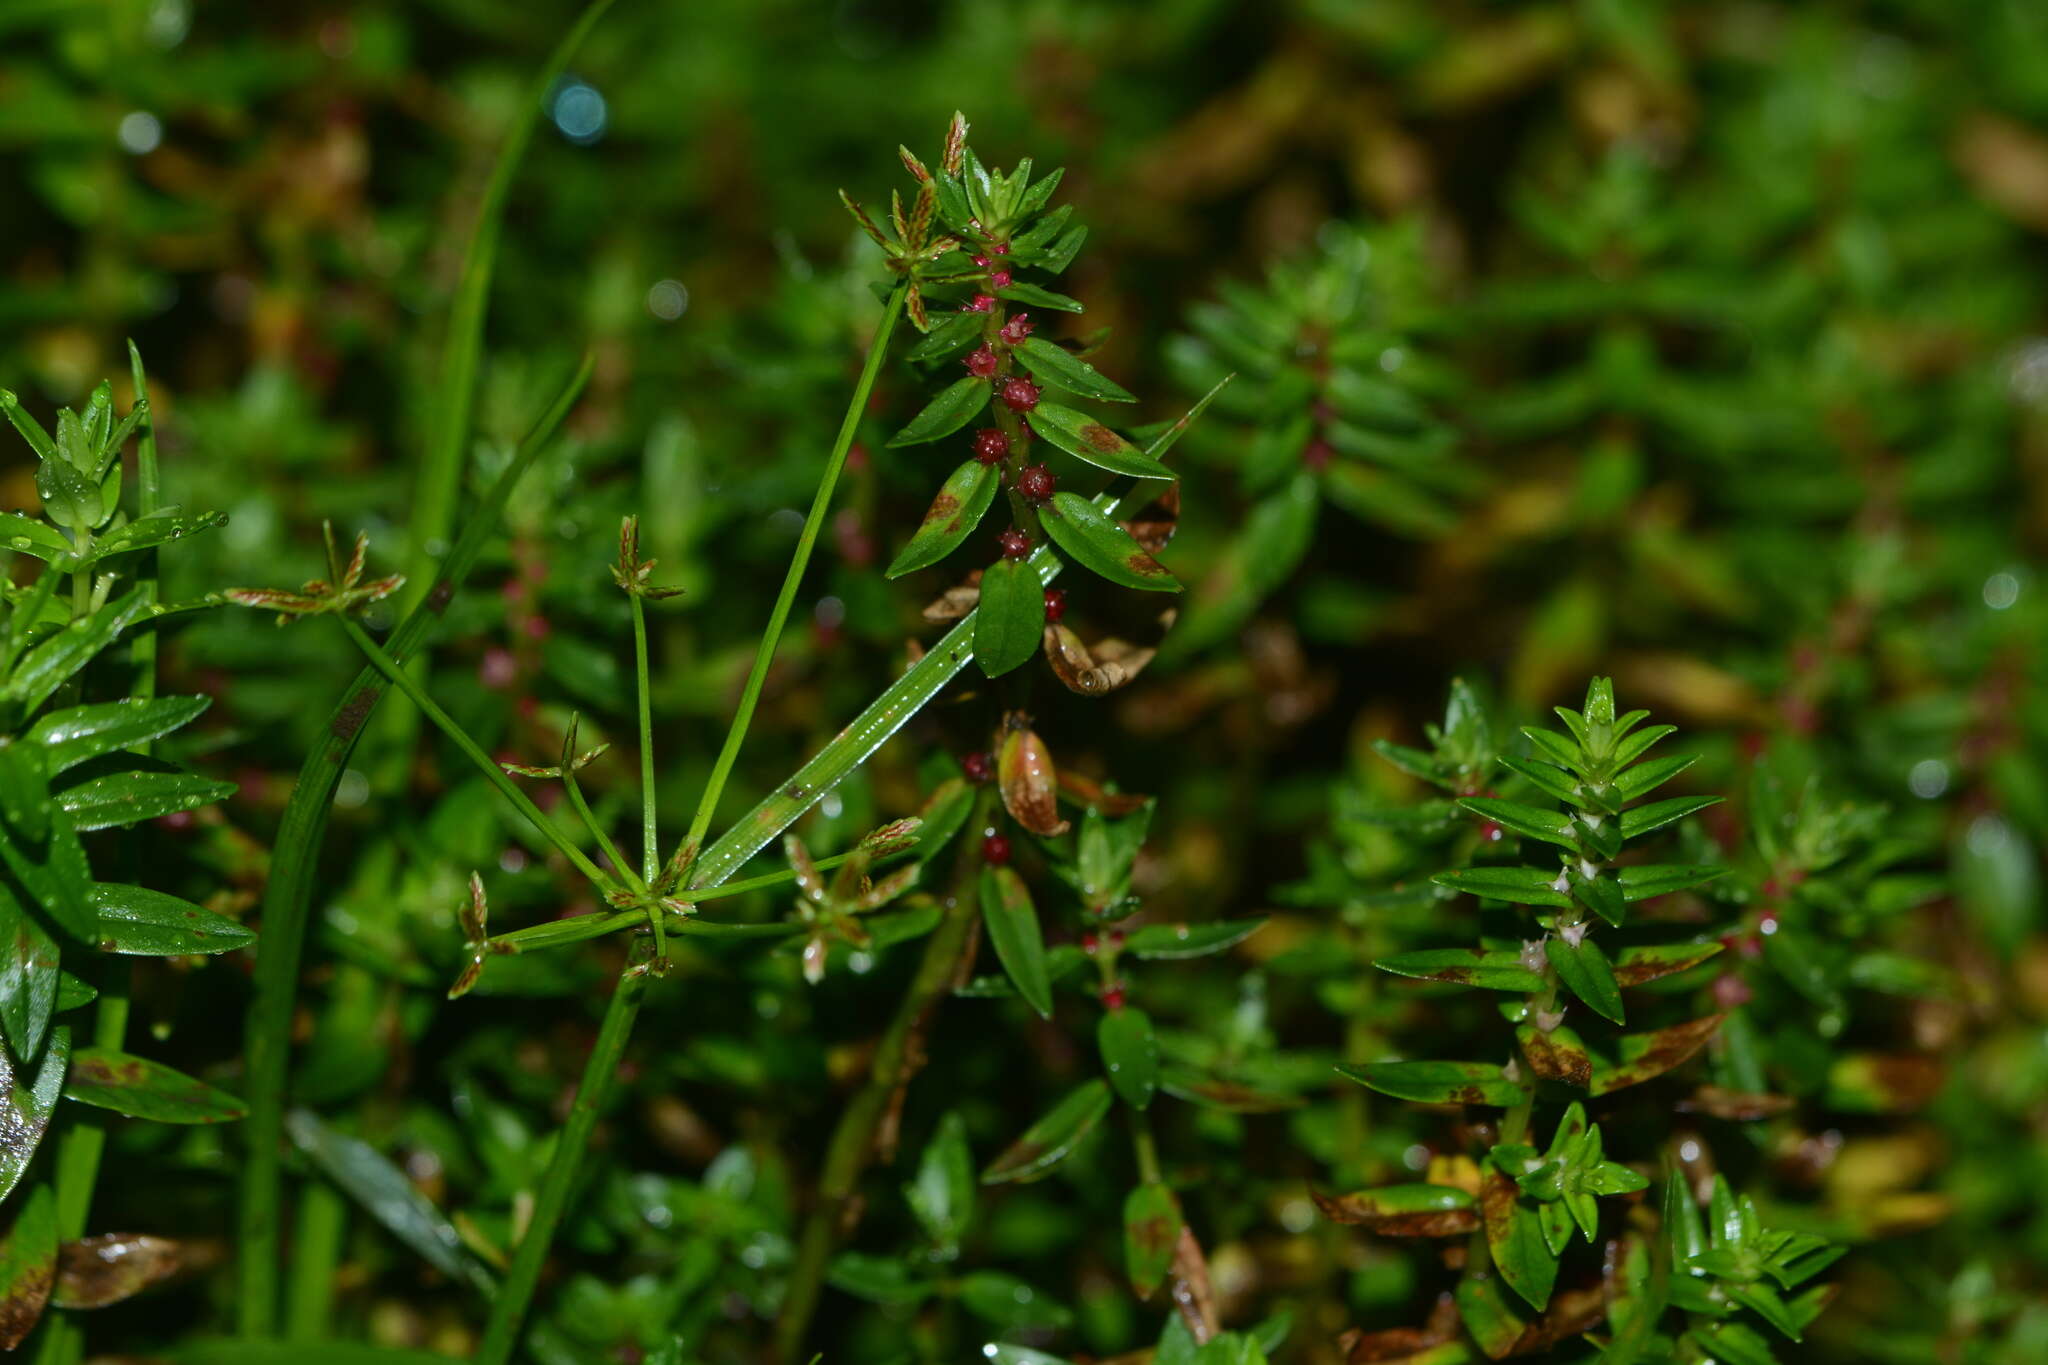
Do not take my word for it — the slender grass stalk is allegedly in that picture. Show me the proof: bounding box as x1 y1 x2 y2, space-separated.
775 789 994 1361
630 594 664 955
236 357 591 1336
35 346 159 1365
675 283 908 880
340 617 619 892
561 759 643 891
398 0 614 622
378 0 612 780
474 964 647 1365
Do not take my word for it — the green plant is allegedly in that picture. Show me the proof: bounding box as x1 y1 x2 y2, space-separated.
0 354 249 1362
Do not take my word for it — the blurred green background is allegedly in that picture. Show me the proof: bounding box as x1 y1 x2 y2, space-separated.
4 0 2045 1361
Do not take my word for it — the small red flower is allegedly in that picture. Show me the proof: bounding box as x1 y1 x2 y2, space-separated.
1015 463 1055 504
963 751 993 783
999 312 1033 345
997 528 1032 559
999 376 1040 412
965 346 999 378
1042 587 1066 623
964 294 996 313
971 428 1009 464
988 268 1013 290
982 833 1011 866
1100 981 1126 1010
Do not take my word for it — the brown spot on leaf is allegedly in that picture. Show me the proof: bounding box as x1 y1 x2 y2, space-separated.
53 1234 183 1309
1122 484 1180 554
1080 423 1125 453
1339 1292 1461 1362
924 492 961 527
1518 1024 1592 1089
1590 1013 1726 1097
1168 1225 1217 1345
997 714 1070 836
331 685 379 744
1311 1188 1477 1238
426 578 454 614
0 1261 51 1351
1678 1087 1795 1121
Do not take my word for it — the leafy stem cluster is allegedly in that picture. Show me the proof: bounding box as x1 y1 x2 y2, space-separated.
1330 678 1842 1363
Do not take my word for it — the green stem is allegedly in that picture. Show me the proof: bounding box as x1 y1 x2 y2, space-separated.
775 789 992 1362
284 1180 347 1342
340 616 618 893
475 964 648 1365
1130 1109 1163 1186
484 850 882 955
35 350 160 1365
237 356 590 1338
631 597 658 883
630 593 662 957
562 763 643 892
676 282 907 879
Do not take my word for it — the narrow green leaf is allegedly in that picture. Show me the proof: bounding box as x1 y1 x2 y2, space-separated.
905 310 984 362
1618 864 1727 902
1 588 149 714
981 1079 1112 1184
1123 918 1264 959
1375 947 1543 992
904 1110 974 1257
54 769 237 832
1015 337 1135 402
886 376 990 447
0 514 74 565
0 1181 56 1350
90 883 256 956
1620 795 1721 840
84 509 229 563
63 1047 248 1124
1611 940 1723 986
34 456 100 531
1040 491 1178 590
1482 1168 1559 1312
1029 404 1173 479
1122 1182 1182 1298
997 282 1082 312
1499 755 1584 806
1431 865 1571 907
0 1027 66 1205
972 558 1044 678
1097 1006 1159 1109
1576 872 1628 927
825 1252 932 1305
0 884 59 1063
980 865 1051 1018
0 391 57 462
1457 797 1575 848
1615 753 1698 800
26 696 210 775
285 1108 496 1294
1546 936 1625 1024
0 818 93 942
886 460 1000 577
1335 1060 1522 1106
0 742 50 845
